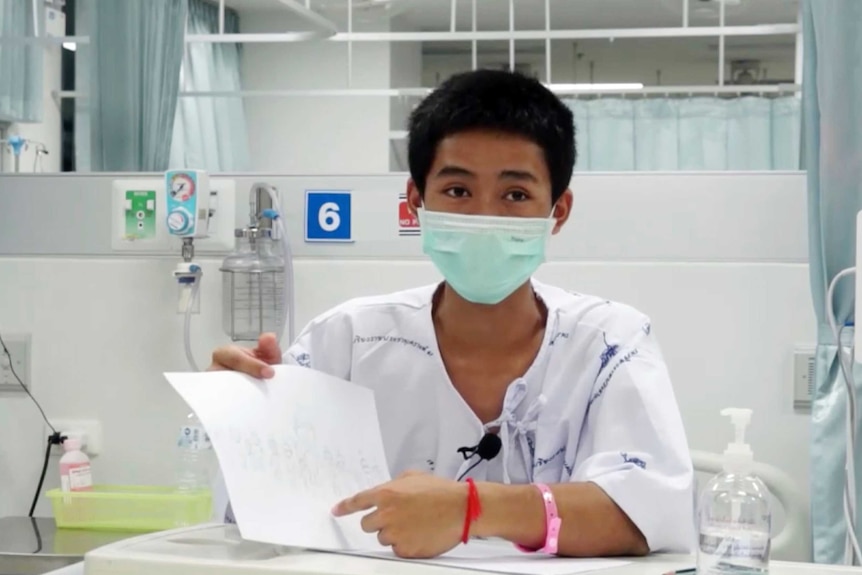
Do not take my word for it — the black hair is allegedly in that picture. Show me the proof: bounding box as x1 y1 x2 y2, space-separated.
407 69 576 203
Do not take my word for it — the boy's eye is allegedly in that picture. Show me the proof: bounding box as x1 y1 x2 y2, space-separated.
506 190 529 202
444 187 470 198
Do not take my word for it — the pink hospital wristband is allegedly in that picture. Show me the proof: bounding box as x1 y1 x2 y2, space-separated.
516 483 561 555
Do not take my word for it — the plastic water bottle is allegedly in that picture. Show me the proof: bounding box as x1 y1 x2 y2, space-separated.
697 408 772 574
176 414 213 492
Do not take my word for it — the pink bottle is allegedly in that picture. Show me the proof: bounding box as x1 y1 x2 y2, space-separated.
59 438 93 492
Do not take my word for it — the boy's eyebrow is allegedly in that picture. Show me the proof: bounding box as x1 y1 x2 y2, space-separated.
434 166 539 183
499 169 539 183
434 165 476 178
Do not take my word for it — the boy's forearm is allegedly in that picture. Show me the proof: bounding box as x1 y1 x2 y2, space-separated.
472 481 649 557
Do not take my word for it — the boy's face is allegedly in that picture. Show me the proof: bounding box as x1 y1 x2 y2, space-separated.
407 129 572 233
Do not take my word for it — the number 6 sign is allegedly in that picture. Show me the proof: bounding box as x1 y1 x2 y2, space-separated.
304 190 353 242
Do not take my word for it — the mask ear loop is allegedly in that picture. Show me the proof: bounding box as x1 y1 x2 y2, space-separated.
409 194 424 220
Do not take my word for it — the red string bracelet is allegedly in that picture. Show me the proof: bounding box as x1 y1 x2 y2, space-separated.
461 478 482 544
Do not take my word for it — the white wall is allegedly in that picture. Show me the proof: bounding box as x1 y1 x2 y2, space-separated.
0 173 815 552
1 5 63 174
240 12 393 174
0 259 815 520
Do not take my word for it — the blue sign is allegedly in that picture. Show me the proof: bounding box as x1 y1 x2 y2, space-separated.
304 190 353 242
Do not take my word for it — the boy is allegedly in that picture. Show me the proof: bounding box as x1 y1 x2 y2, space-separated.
210 69 694 559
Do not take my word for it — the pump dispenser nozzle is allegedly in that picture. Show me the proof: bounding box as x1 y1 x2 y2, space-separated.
720 407 754 472
698 407 772 572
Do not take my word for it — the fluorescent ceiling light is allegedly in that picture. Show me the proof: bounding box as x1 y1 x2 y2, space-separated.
548 83 644 91
62 42 76 51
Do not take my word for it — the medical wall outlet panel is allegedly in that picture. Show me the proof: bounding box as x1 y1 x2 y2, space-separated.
176 177 236 254
166 170 211 239
111 177 236 253
111 179 171 252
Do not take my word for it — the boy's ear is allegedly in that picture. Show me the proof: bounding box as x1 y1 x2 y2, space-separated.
551 189 573 234
406 180 423 215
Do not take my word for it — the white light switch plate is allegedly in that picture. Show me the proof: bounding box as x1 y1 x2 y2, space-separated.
0 333 30 392
793 347 815 410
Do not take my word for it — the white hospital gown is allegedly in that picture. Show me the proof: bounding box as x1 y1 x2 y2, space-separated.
281 279 695 553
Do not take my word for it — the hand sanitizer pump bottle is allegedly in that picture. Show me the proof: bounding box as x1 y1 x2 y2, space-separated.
697 408 772 574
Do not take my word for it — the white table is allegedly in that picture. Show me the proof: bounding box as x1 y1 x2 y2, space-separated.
45 554 862 575
0 517 135 575
43 524 862 575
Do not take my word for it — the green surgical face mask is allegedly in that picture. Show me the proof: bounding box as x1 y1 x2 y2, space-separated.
417 208 555 305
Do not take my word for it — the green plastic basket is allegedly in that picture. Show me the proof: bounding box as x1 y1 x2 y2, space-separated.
46 485 212 532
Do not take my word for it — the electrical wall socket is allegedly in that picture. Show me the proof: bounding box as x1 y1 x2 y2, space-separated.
793 347 816 410
47 419 103 457
0 333 30 392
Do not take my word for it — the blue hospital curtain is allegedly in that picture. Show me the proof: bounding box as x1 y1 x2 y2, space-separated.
170 0 250 171
566 96 800 171
803 0 862 564
0 0 42 122
586 99 635 171
727 98 772 170
569 100 590 172
773 97 802 170
80 0 187 171
634 99 679 171
678 98 729 170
